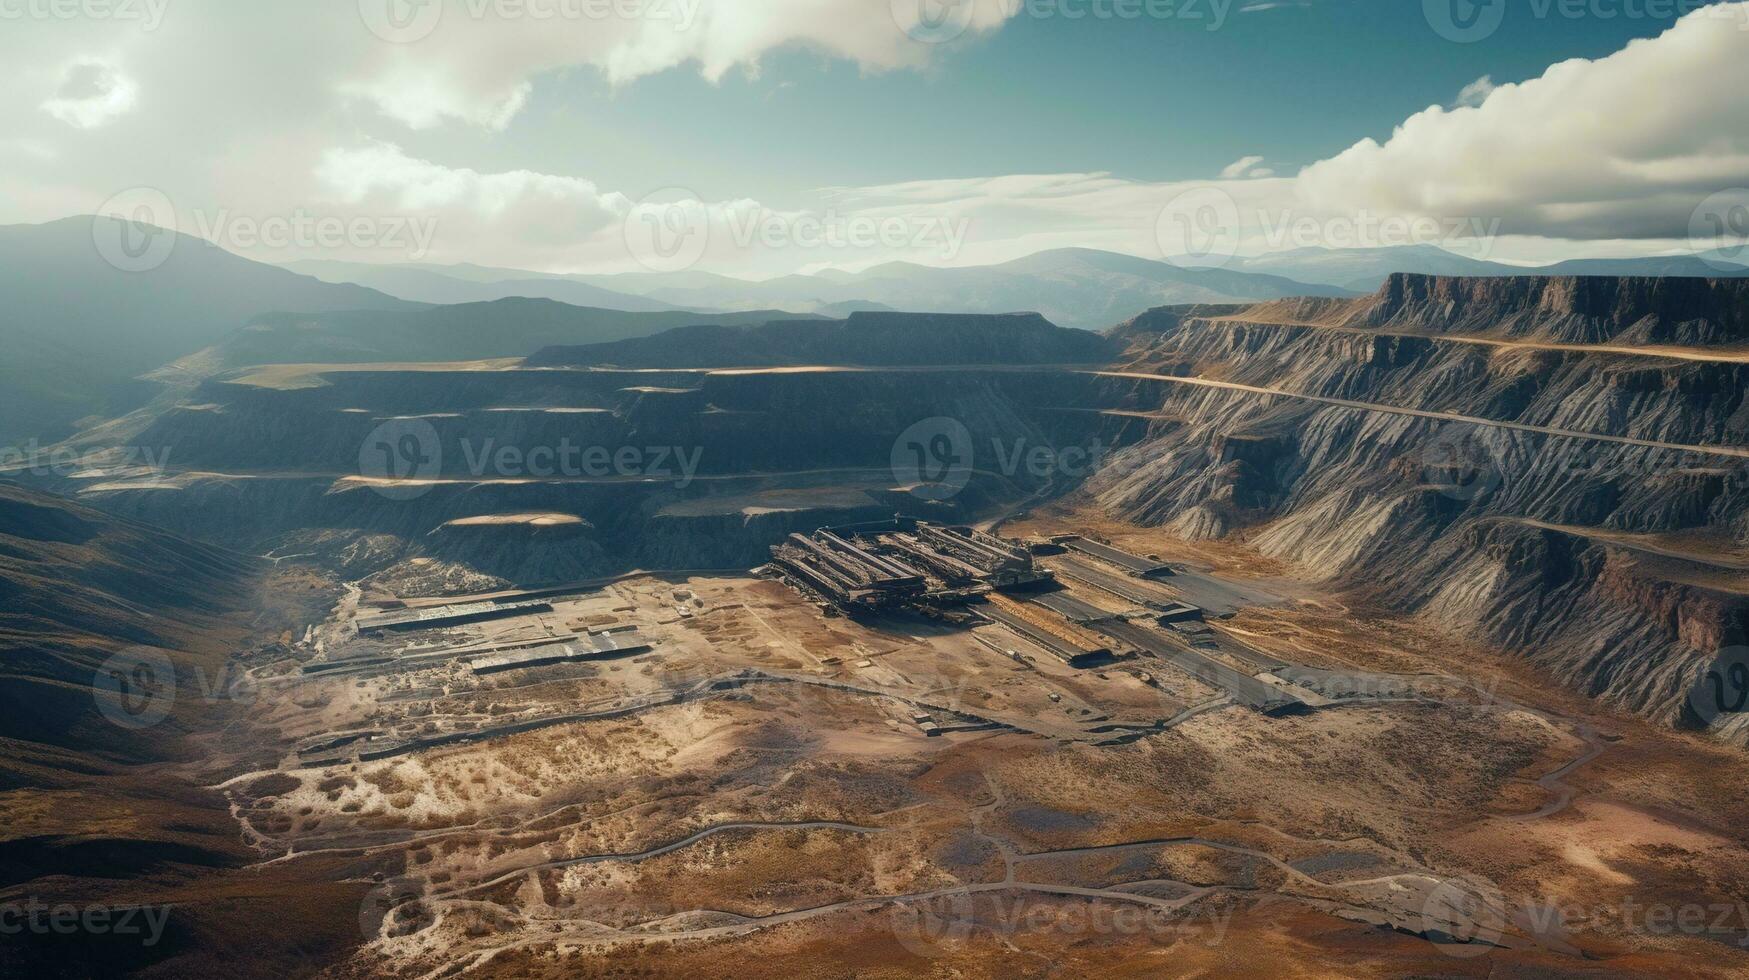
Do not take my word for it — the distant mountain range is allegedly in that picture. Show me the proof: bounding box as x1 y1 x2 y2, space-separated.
526 311 1119 369
289 248 1356 332
287 259 696 313
169 299 823 380
9 210 1745 449
0 217 414 445
0 217 829 447
285 244 1749 333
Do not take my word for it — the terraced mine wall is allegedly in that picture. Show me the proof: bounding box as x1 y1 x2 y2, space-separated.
47 281 1749 741
1085 274 1749 740
67 363 1115 582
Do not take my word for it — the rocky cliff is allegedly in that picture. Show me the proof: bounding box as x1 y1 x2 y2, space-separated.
1087 275 1749 740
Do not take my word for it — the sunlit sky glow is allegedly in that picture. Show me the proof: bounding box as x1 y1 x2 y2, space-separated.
3 0 1747 276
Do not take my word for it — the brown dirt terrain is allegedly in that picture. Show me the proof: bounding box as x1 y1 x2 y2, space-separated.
184 516 1749 977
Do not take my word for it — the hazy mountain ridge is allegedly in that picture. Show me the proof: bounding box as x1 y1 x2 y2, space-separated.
285 248 1356 331
0 217 416 445
170 298 827 378
526 310 1120 368
287 244 1749 333
286 259 699 312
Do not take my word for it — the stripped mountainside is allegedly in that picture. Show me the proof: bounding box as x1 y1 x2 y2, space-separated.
35 314 1115 584
0 483 381 978
1083 274 1749 741
0 481 258 758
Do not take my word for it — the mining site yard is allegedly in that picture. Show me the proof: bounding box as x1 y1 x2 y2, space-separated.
174 510 1749 978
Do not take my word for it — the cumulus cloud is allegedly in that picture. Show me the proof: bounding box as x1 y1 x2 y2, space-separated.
1296 3 1749 241
340 0 1018 128
0 0 1744 273
315 143 631 264
40 60 138 129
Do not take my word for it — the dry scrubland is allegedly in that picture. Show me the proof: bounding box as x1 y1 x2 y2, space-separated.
144 518 1746 978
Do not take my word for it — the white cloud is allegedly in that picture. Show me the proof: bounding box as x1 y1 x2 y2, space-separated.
1452 75 1495 108
1219 155 1275 179
316 143 630 263
338 0 1018 128
1297 3 1749 241
40 60 138 129
0 0 1745 275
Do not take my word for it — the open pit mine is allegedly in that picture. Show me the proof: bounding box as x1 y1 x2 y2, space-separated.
6 276 1749 978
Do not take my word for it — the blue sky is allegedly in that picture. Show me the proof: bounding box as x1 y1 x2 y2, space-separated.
3 0 1746 275
435 0 1700 204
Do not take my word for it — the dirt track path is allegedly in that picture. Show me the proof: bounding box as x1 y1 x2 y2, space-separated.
1092 369 1749 461
1201 315 1749 365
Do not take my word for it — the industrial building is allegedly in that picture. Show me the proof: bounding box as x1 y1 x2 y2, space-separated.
765 519 1050 614
356 598 554 635
470 629 652 674
765 519 1313 713
1056 536 1176 579
976 593 1112 667
767 528 928 612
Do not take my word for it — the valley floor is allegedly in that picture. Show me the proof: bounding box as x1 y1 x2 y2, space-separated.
147 507 1749 978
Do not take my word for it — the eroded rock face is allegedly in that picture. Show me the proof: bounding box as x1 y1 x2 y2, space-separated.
1087 275 1749 740
1366 274 1749 345
48 315 1118 585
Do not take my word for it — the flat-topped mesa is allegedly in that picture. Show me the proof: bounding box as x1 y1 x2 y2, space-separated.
525 310 1122 369
1113 273 1749 350
1363 273 1749 345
